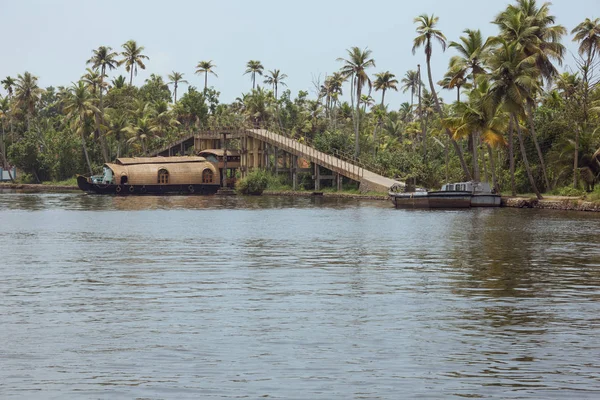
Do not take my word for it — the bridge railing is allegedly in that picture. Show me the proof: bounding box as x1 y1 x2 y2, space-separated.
255 128 365 180
253 122 389 178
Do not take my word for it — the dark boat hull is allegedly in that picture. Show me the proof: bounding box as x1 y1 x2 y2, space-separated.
77 176 220 195
389 191 471 209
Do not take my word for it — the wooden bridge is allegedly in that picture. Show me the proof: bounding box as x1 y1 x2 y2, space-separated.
152 128 404 193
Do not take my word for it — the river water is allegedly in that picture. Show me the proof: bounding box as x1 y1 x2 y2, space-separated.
1 192 600 399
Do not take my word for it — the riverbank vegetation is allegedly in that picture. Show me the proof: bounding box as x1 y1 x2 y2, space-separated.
1 0 599 199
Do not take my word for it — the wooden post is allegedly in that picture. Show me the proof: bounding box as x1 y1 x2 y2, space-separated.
292 155 298 191
337 173 342 191
222 131 228 188
314 163 321 191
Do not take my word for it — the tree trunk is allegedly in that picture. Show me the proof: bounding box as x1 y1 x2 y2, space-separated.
574 125 580 188
130 67 134 86
354 76 361 158
487 144 499 193
425 53 471 180
174 83 178 103
513 114 542 199
81 128 93 176
445 135 449 183
472 131 480 181
0 124 14 182
205 72 208 91
509 118 516 196
526 102 549 191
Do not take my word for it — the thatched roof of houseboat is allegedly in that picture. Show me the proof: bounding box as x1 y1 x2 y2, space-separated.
105 159 219 186
115 156 207 166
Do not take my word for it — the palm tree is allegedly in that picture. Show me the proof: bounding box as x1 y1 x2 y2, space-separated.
438 65 470 103
572 17 600 187
413 14 471 178
446 78 508 188
81 68 104 94
14 72 43 132
87 46 118 98
494 0 566 83
401 70 420 108
1 76 16 139
167 71 188 103
125 116 158 154
493 1 566 191
62 81 100 175
195 60 218 91
1 76 15 98
111 75 127 89
448 29 489 87
488 39 542 199
337 47 376 157
120 40 149 85
373 71 398 107
105 110 128 158
263 69 288 99
87 45 118 137
244 60 264 90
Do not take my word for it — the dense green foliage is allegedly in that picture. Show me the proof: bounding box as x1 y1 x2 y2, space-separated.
1 0 599 197
236 169 270 195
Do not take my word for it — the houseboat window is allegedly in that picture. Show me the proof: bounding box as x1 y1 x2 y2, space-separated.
457 184 465 191
121 175 128 185
158 168 169 184
202 169 213 183
447 184 454 191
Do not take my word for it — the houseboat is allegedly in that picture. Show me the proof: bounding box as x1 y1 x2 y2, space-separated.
77 156 221 195
389 181 500 209
197 149 240 188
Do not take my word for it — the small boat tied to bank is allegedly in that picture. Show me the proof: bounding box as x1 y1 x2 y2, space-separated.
389 181 501 209
77 156 221 195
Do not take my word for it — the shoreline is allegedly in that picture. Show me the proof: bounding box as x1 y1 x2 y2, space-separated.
2 183 599 212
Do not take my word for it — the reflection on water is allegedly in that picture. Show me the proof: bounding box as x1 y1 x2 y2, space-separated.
1 192 600 399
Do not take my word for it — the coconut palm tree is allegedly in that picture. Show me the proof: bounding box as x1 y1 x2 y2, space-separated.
373 71 398 107
62 81 100 175
195 60 218 91
111 75 127 89
448 29 489 87
401 70 420 108
14 72 43 132
494 0 566 83
244 60 264 90
125 116 158 154
1 76 15 99
413 14 471 178
488 39 542 199
337 47 376 157
493 1 566 191
105 110 128 158
120 40 149 85
438 65 470 103
446 78 508 188
81 68 104 95
572 17 600 187
263 69 288 99
167 72 188 103
1 76 16 139
87 46 118 101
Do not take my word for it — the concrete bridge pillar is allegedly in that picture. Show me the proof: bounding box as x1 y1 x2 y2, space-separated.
292 155 298 191
314 163 321 191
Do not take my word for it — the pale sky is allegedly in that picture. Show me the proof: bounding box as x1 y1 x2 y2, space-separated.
0 0 596 108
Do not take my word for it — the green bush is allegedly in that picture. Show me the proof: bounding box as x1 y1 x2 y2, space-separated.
554 186 586 197
236 169 270 195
